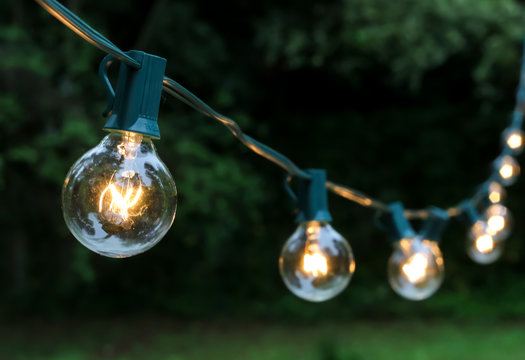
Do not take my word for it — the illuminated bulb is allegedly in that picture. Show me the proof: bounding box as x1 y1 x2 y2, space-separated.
467 220 504 264
388 237 444 301
487 182 505 204
503 128 524 154
279 221 355 302
484 204 512 241
475 234 494 253
495 155 520 186
487 215 505 233
62 131 177 258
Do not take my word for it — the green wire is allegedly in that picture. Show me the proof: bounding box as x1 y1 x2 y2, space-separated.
34 0 525 220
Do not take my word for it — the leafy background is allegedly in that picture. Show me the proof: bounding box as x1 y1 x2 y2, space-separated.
1 0 525 357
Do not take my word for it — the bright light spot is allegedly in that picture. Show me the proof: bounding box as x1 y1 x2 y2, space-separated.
488 191 501 204
99 182 143 225
475 234 494 254
487 215 505 233
499 164 514 179
303 252 328 277
507 134 523 150
402 253 428 283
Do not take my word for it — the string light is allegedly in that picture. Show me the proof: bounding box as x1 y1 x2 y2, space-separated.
462 202 505 265
484 204 512 241
495 155 520 186
487 181 506 204
62 51 178 258
279 170 355 302
503 128 524 154
379 204 447 301
34 0 525 301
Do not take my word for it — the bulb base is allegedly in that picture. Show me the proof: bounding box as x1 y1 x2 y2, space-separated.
99 50 167 139
295 169 332 223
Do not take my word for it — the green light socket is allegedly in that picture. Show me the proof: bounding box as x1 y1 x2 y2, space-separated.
295 169 332 223
98 50 167 138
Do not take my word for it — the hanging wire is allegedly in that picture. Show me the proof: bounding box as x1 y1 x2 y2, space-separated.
34 0 141 69
34 0 525 221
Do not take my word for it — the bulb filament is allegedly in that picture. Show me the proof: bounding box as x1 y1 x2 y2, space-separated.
500 164 514 179
475 234 494 253
98 132 146 228
99 181 143 225
507 134 522 150
402 253 428 283
302 222 328 277
303 251 328 276
487 215 505 234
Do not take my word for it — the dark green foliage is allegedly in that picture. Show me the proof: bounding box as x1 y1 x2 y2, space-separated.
0 0 525 320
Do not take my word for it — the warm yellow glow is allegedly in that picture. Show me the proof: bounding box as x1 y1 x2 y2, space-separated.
499 164 514 179
402 253 428 283
488 191 501 204
487 215 505 233
302 222 328 276
507 134 523 150
303 251 328 276
99 181 143 225
98 132 145 227
475 234 494 254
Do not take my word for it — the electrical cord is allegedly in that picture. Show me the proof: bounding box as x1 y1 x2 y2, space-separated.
34 0 525 220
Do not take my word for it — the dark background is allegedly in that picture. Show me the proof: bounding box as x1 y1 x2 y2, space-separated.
2 0 525 333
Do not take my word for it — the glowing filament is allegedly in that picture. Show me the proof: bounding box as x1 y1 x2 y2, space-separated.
99 182 143 225
487 215 505 233
507 134 523 150
302 221 328 276
303 252 328 276
499 164 514 179
475 234 494 254
402 253 428 283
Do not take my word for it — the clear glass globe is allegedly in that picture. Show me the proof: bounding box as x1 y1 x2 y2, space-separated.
279 221 355 302
467 221 504 264
484 204 512 241
62 131 177 258
388 237 444 301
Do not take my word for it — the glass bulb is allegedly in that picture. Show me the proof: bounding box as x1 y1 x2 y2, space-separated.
495 155 520 186
467 221 504 264
487 181 506 204
483 204 512 241
62 131 177 258
503 128 524 154
279 221 355 302
388 237 444 301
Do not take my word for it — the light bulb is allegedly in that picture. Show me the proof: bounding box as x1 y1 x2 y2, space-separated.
62 131 177 258
487 182 506 204
495 155 520 186
467 220 503 264
388 237 444 301
503 128 524 154
279 221 355 302
483 204 512 241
